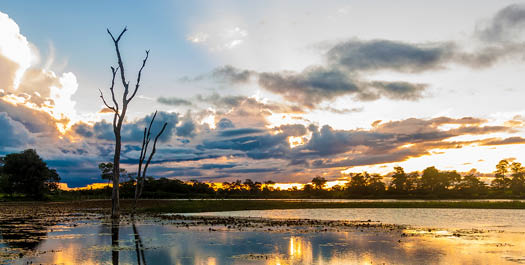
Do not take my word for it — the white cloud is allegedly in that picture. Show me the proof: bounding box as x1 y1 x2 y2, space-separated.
0 11 80 134
0 12 36 90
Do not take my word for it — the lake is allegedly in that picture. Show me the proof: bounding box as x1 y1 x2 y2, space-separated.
2 207 525 264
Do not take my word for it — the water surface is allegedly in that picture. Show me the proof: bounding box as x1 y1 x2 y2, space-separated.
2 207 525 264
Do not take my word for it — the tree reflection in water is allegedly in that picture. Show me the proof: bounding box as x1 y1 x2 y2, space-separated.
111 218 119 265
132 216 147 265
108 216 147 265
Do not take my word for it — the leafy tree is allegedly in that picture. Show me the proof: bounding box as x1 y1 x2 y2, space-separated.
367 173 386 194
346 173 367 195
98 162 126 184
389 166 408 192
420 167 457 193
311 176 327 190
492 159 510 190
243 179 262 193
455 173 487 196
302 184 314 193
510 162 525 195
0 149 60 198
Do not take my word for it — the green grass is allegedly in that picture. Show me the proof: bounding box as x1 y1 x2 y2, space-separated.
140 199 525 213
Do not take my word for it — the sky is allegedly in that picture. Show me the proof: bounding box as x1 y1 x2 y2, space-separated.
2 1 525 187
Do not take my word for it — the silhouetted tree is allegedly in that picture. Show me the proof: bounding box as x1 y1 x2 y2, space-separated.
346 173 367 195
0 149 60 198
311 176 327 190
244 179 262 193
100 27 150 219
389 166 417 193
367 173 386 194
389 166 408 192
302 184 314 193
510 162 525 195
492 159 510 191
455 173 487 196
98 162 126 185
420 167 458 194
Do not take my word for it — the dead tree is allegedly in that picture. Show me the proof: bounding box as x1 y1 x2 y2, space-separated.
100 27 149 219
134 111 167 211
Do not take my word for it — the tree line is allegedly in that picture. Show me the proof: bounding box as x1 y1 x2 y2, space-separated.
2 148 525 200
74 159 525 199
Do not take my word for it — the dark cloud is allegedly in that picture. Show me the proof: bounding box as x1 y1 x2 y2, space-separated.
476 4 525 43
200 163 237 169
216 118 235 129
0 112 34 148
369 81 427 100
481 136 525 146
258 67 361 108
211 65 254 84
73 111 182 142
217 128 265 137
157 96 192 106
180 65 254 84
175 118 196 137
0 100 59 136
198 132 290 160
327 39 453 73
197 93 247 109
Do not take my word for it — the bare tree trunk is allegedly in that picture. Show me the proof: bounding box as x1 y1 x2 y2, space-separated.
133 111 167 212
100 27 149 219
112 132 121 219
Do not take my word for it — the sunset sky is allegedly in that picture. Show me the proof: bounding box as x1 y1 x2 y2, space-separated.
2 1 525 187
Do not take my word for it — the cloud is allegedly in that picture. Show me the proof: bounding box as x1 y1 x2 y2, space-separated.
258 67 426 107
258 67 360 108
73 111 183 142
277 124 307 137
211 65 253 84
185 4 525 109
481 136 525 146
0 12 34 90
0 112 34 149
369 81 427 101
0 11 79 131
216 118 235 129
326 39 453 73
476 4 525 43
157 96 192 106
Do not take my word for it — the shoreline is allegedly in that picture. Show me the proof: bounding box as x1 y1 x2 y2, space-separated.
2 199 525 215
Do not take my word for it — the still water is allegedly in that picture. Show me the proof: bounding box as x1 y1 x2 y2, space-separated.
187 208 525 231
1 208 525 264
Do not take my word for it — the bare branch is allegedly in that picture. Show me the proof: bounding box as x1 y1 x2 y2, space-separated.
139 122 167 199
99 89 118 113
109 66 120 112
107 27 127 43
127 50 149 102
107 28 129 98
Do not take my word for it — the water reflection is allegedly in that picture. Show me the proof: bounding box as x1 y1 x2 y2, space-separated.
3 216 525 264
132 217 147 265
0 214 57 263
111 218 119 265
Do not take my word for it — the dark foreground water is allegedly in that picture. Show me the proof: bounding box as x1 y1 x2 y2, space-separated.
2 208 525 264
